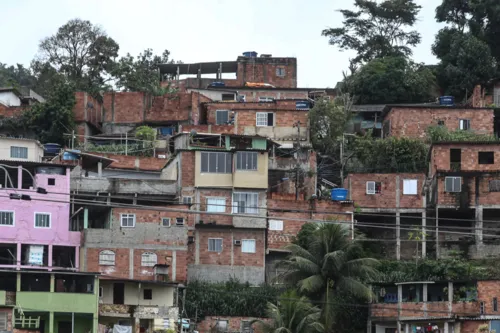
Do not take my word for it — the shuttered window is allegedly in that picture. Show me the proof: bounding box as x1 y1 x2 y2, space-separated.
445 177 462 193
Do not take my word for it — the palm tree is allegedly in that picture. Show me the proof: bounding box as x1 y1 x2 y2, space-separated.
251 290 324 333
278 223 379 331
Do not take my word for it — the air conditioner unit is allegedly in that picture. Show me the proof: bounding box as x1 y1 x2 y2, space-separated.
234 240 242 246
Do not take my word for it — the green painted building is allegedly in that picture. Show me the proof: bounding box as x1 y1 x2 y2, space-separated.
0 270 99 333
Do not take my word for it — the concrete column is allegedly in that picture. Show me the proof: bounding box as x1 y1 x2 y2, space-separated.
50 274 55 292
448 282 453 316
172 251 177 281
84 208 89 229
16 243 21 270
49 311 54 333
97 162 102 177
444 322 449 333
367 320 372 333
423 284 428 317
134 317 140 333
397 322 402 333
475 205 484 245
93 314 99 333
75 246 80 270
16 273 21 292
405 323 410 333
230 230 234 266
195 230 200 264
48 245 53 270
129 248 134 279
396 211 401 260
422 211 427 259
17 165 22 189
436 208 440 259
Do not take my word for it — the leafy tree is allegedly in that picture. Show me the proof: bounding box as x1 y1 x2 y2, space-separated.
113 49 178 94
251 290 323 333
322 0 422 64
21 81 76 144
278 223 379 332
37 19 119 92
348 56 437 104
0 63 37 88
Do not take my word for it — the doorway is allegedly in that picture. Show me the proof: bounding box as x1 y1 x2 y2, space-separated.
58 321 72 333
113 283 125 304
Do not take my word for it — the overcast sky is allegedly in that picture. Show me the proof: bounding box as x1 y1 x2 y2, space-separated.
0 0 444 89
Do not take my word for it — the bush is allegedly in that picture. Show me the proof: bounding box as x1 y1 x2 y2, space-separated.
427 126 498 143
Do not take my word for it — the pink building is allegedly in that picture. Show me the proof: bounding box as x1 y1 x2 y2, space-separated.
0 161 80 271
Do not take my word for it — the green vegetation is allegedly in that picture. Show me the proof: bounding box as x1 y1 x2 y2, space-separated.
184 279 281 319
427 126 499 143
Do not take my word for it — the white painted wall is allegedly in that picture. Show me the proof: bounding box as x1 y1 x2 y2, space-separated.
376 324 397 333
0 138 43 162
100 281 175 307
0 92 21 107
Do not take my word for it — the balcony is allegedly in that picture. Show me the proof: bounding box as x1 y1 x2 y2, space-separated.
16 291 97 314
71 177 177 195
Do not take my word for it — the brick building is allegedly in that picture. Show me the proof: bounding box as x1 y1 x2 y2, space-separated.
369 279 500 333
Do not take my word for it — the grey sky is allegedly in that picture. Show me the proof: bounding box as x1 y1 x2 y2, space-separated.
0 0 444 89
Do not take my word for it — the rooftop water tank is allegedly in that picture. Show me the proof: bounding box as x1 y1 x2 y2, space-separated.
43 143 61 155
331 188 348 201
242 51 258 58
439 96 454 106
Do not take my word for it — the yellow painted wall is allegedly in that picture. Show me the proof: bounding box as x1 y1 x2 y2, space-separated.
233 152 268 188
195 151 233 187
100 281 174 307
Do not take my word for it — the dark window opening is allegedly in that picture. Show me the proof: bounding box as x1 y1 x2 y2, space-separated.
52 246 76 268
221 94 235 101
494 297 498 312
113 283 125 304
402 284 424 302
450 149 461 171
21 273 51 292
0 272 17 292
21 244 48 267
480 301 485 314
144 289 153 300
438 120 445 126
479 152 494 164
215 110 229 125
490 180 500 192
55 274 94 293
48 178 55 186
0 244 17 265
459 119 471 130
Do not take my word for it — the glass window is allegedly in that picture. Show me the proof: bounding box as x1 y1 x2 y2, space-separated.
366 181 382 194
216 110 229 124
176 218 185 226
207 198 226 213
99 250 115 265
232 192 259 214
459 119 471 130
269 220 283 231
241 239 256 253
162 218 171 227
445 177 462 193
35 213 51 228
0 312 7 330
256 112 274 126
276 67 286 77
141 252 157 267
200 152 232 173
121 214 136 227
0 211 14 226
236 152 258 170
10 146 28 159
403 179 418 195
208 238 223 252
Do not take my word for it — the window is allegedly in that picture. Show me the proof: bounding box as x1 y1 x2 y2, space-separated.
121 214 136 227
162 218 171 227
48 178 55 186
258 97 274 102
200 152 232 173
35 213 51 228
216 110 229 124
276 67 286 77
403 179 418 195
256 112 274 126
176 217 185 226
144 289 153 300
208 238 223 252
0 312 7 330
207 198 226 213
437 120 445 126
217 320 228 332
480 301 485 314
490 180 500 192
494 297 498 312
10 146 28 159
236 152 258 170
221 94 234 101
99 287 103 298
445 177 462 193
182 196 193 204
0 211 14 226
450 149 462 171
479 151 494 164
141 252 157 267
241 321 253 333
459 119 471 130
99 250 115 265
366 181 381 195
232 192 259 214
242 239 256 253
269 219 283 231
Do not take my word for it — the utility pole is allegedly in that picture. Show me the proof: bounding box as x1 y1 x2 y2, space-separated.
340 134 344 183
293 121 301 200
71 130 75 150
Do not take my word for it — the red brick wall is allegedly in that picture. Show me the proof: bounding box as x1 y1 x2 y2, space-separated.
111 207 192 231
236 57 297 88
198 189 233 226
191 92 213 125
0 308 12 331
181 151 195 187
431 144 500 173
74 91 103 126
0 103 26 118
146 93 192 122
197 229 265 267
181 124 236 135
346 173 426 209
267 199 353 250
370 303 397 318
241 90 308 102
102 92 145 123
86 247 131 279
196 316 267 333
461 321 488 333
477 280 500 314
385 107 494 138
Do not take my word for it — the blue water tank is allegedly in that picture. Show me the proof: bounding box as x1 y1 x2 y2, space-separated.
296 100 310 110
243 51 258 58
44 143 61 154
331 188 348 201
208 81 225 87
439 96 454 106
62 150 80 161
